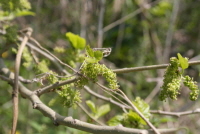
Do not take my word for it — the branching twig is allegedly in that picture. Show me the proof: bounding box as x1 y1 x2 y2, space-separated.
151 109 200 117
12 28 32 134
35 77 78 96
21 39 69 75
28 37 77 73
0 58 180 134
113 60 200 73
84 86 132 110
96 82 130 108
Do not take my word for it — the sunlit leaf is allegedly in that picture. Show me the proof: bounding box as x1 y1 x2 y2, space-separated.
127 111 146 125
159 117 176 123
107 115 124 126
66 32 86 49
177 53 189 69
15 11 35 17
86 45 94 57
95 104 110 119
86 100 96 114
94 50 103 61
85 57 98 63
132 97 151 119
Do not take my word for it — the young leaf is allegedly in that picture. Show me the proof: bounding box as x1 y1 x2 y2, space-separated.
132 97 151 119
107 115 124 126
127 111 146 125
95 104 110 119
94 50 103 61
85 57 98 63
15 11 35 17
86 45 94 57
66 32 86 49
86 100 96 114
177 53 189 69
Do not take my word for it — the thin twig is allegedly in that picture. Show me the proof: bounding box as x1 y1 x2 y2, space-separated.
113 60 200 73
96 82 130 107
29 37 77 73
151 109 200 117
35 77 78 96
84 86 132 110
12 28 32 134
21 39 69 75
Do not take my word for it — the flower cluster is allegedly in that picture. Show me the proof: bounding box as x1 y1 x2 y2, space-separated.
75 62 119 90
159 57 181 101
46 72 81 108
56 84 81 108
183 75 199 101
159 57 199 101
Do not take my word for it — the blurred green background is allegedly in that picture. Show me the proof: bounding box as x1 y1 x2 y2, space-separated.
1 0 200 133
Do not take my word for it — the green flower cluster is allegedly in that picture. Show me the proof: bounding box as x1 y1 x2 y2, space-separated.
75 62 119 90
159 57 181 101
56 84 81 108
46 72 81 108
34 60 50 74
159 57 199 101
183 75 199 101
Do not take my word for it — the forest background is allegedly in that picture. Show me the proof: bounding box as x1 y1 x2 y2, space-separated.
1 0 200 134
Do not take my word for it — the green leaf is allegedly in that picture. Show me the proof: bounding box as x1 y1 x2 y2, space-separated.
85 45 103 62
177 53 189 69
127 111 146 125
86 100 96 114
159 117 176 123
107 115 124 126
95 104 110 119
86 45 94 57
132 97 151 119
85 57 98 63
94 50 103 61
107 98 150 128
66 32 86 49
15 11 35 17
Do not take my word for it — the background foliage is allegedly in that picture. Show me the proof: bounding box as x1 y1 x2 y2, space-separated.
1 0 200 134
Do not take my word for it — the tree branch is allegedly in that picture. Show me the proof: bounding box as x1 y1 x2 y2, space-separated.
113 60 200 73
151 109 200 117
0 58 180 134
35 77 78 96
12 28 32 134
